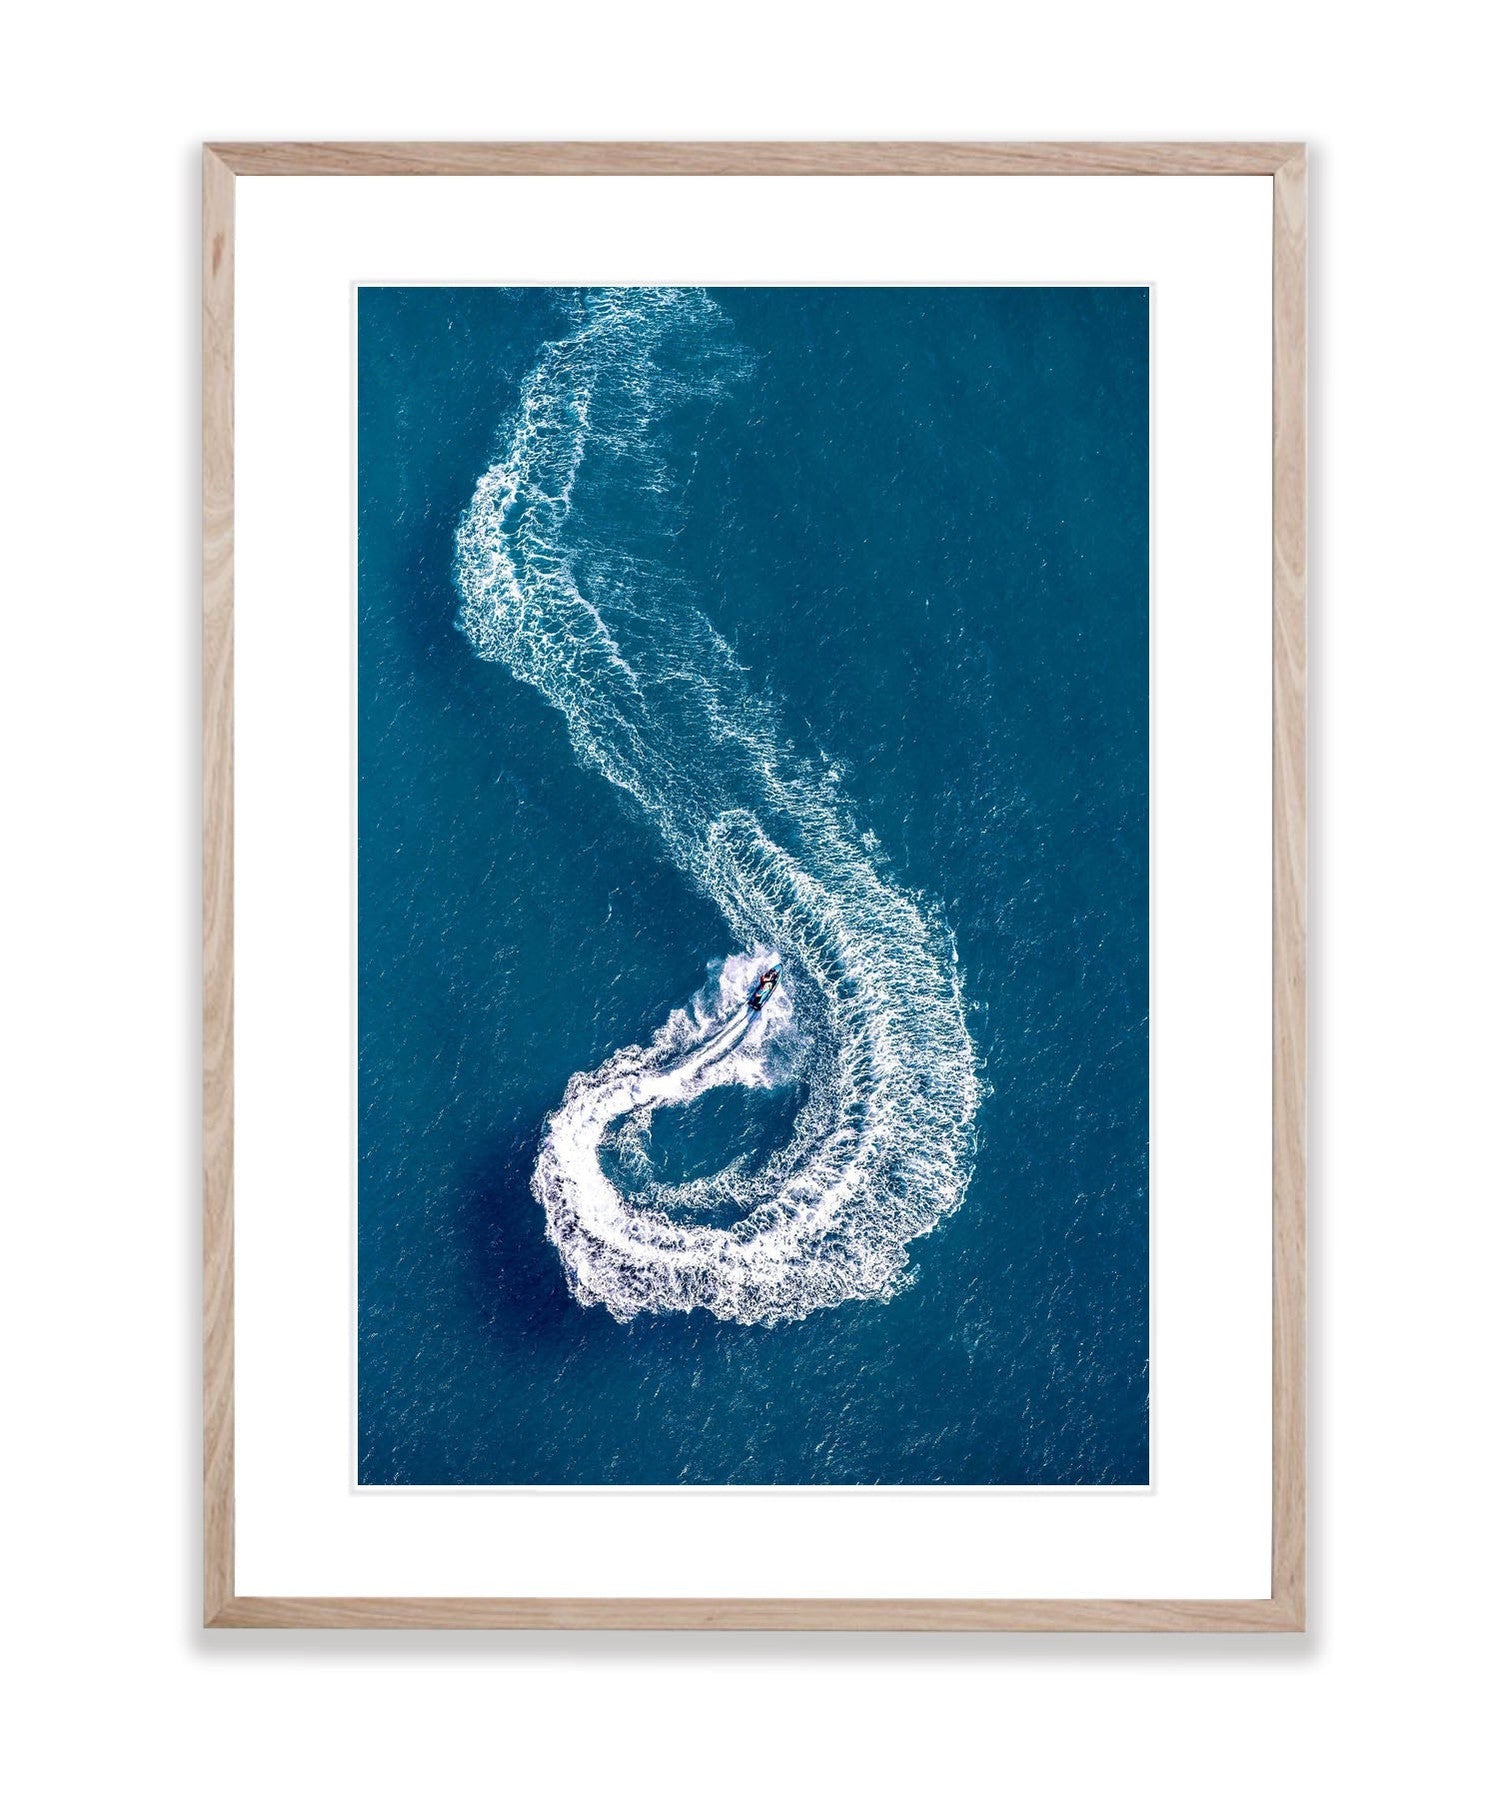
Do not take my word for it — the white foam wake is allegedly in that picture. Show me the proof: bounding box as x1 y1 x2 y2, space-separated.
456 289 982 1324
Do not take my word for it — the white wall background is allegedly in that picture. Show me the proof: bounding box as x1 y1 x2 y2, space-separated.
2 4 1494 1794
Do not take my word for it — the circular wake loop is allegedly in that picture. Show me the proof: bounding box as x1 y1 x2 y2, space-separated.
455 289 982 1324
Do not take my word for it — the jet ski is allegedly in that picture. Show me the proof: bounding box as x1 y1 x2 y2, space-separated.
748 966 780 1012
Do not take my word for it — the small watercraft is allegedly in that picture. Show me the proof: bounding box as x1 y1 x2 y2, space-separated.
748 966 780 1012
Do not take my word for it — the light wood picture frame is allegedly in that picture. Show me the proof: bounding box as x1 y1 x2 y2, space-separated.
203 140 1306 1631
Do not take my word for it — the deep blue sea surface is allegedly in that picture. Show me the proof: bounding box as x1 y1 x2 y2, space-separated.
358 287 1148 1484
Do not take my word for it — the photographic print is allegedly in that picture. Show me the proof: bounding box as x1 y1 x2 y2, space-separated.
357 285 1148 1486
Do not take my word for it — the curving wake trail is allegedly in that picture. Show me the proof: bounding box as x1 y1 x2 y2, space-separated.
455 290 982 1325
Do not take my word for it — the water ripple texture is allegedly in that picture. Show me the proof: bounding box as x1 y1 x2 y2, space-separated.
455 290 982 1324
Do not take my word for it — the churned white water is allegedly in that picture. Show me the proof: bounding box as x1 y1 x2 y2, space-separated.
455 290 982 1324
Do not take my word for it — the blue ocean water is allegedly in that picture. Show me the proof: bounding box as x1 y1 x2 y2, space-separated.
358 286 1148 1484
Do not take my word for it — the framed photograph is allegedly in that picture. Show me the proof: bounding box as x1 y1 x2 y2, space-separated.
204 141 1305 1629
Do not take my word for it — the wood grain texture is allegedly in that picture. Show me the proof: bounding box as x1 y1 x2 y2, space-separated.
202 142 1308 1631
202 145 236 1627
211 1595 1303 1631
207 140 1299 178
